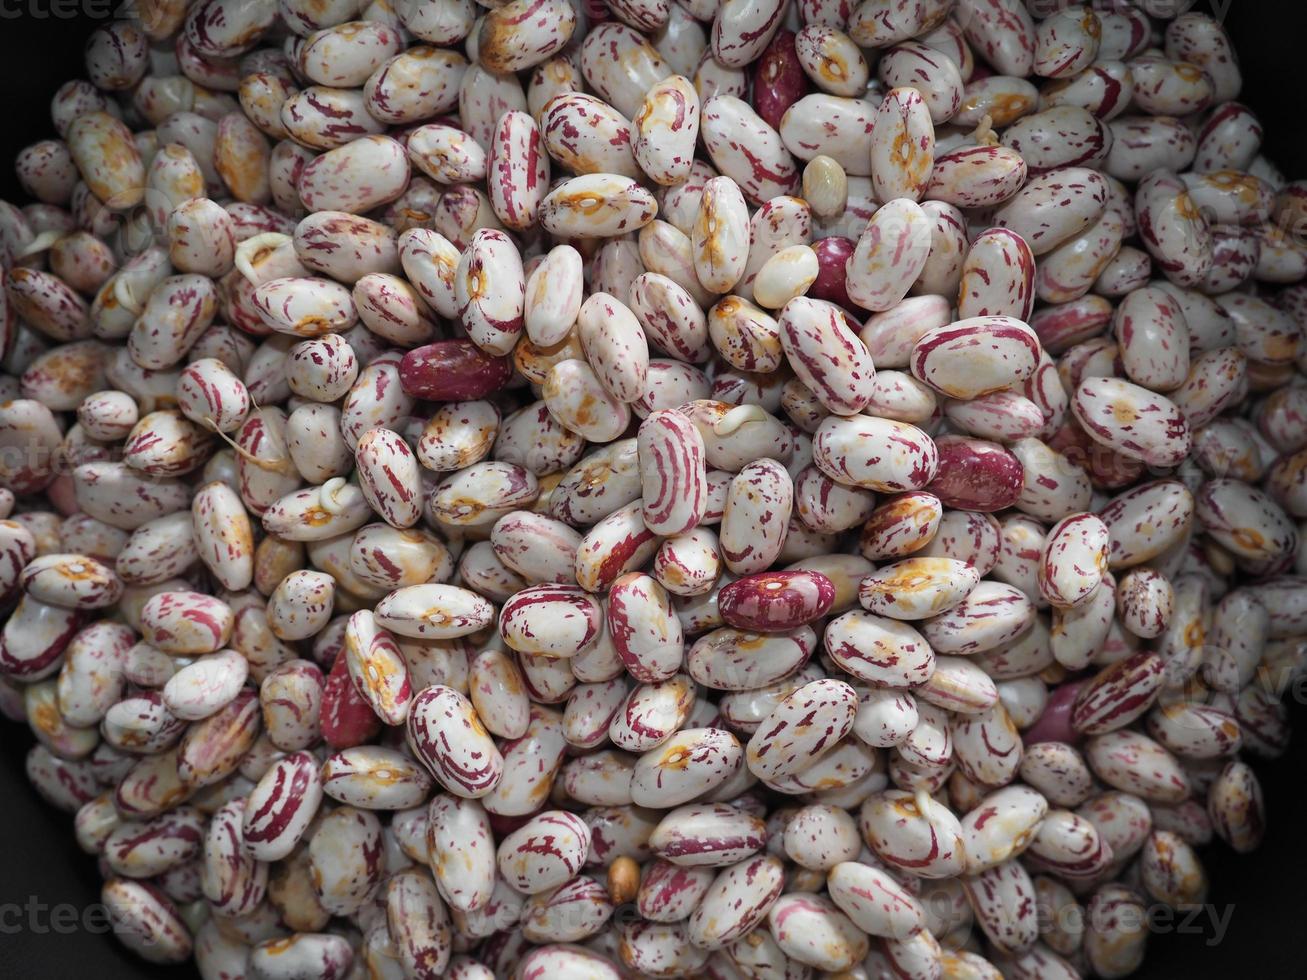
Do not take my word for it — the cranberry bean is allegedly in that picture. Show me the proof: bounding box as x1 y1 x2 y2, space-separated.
631 77 699 186
406 686 504 799
648 801 766 867
717 571 834 632
1073 376 1192 468
745 678 857 780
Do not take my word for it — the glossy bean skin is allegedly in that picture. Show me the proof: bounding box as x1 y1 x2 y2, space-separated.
846 199 933 313
1073 376 1192 468
426 794 496 912
242 751 323 861
638 409 708 537
1003 106 1111 174
745 679 857 780
539 174 658 238
958 229 1036 322
454 228 525 357
688 620 814 693
406 686 504 799
860 788 968 879
341 610 411 726
778 296 876 415
496 809 591 895
912 316 1041 400
994 167 1109 256
860 557 981 621
647 801 766 868
606 573 684 683
928 437 1025 513
718 571 835 632
321 745 431 811
101 879 192 965
652 527 722 598
499 584 603 659
813 415 939 493
692 176 751 294
701 96 799 205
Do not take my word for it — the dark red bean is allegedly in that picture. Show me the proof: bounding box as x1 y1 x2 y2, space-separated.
809 236 858 311
399 340 514 401
320 649 382 750
751 30 809 132
487 807 544 838
927 436 1024 512
1024 679 1088 746
717 570 835 632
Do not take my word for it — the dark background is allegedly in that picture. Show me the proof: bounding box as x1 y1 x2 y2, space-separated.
2 2 1306 977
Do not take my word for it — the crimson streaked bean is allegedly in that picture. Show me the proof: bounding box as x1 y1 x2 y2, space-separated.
926 436 1025 514
1085 730 1190 805
405 685 503 800
959 783 1048 873
740 677 857 781
759 891 866 971
127 274 219 370
241 750 323 861
719 458 793 576
920 580 1035 659
1073 375 1192 468
1115 569 1175 639
844 199 933 314
354 613 445 698
994 167 1109 255
813 414 939 493
321 746 426 819
860 788 968 879
101 879 192 965
293 210 398 285
701 95 798 205
962 859 1040 958
496 584 601 659
643 801 765 870
1197 478 1297 562
636 408 708 537
1004 104 1111 174
911 316 1041 401
371 583 495 641
491 808 590 897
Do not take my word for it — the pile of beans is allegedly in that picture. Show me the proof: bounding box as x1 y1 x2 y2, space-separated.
2 0 1305 976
